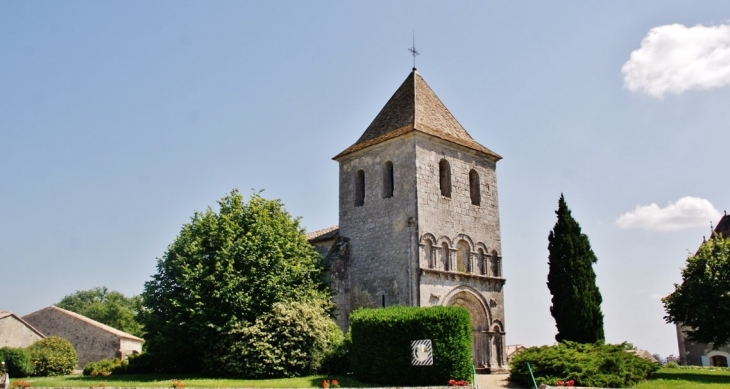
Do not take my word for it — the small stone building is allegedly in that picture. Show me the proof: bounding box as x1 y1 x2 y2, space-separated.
676 213 730 366
22 306 143 367
0 311 45 348
309 69 507 372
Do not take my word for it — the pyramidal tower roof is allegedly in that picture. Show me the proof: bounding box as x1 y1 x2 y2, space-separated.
334 70 501 160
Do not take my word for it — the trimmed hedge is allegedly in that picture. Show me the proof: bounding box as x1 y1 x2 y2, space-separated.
350 306 472 386
27 337 77 376
0 347 33 377
509 341 659 388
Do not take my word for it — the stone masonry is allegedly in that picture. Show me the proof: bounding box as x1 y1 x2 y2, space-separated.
309 69 507 373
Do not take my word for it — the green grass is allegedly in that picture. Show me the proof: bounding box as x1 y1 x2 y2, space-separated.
634 367 730 389
18 374 372 388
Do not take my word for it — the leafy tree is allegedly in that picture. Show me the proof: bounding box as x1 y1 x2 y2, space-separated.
140 189 329 373
663 233 730 347
547 194 605 343
56 287 143 337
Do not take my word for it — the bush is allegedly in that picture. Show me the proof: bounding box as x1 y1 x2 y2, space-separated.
27 337 77 376
0 347 33 377
83 358 128 376
204 299 343 377
350 305 472 386
320 330 351 375
125 353 155 374
509 341 659 388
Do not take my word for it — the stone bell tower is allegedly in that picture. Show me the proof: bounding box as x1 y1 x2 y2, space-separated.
311 69 507 372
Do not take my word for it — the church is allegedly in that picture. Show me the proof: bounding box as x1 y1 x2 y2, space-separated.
307 68 507 372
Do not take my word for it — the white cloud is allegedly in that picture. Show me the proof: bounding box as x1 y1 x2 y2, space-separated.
616 196 721 231
622 23 730 98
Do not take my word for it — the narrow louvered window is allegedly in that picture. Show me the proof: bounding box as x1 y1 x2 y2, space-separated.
383 161 394 198
439 159 451 198
469 169 480 206
355 169 365 206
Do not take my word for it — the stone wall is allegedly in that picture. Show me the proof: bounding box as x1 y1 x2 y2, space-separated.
337 134 419 316
0 314 44 348
677 324 730 366
23 308 142 367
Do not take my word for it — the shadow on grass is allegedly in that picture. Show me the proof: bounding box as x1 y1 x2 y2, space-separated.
62 374 200 382
304 375 375 388
652 371 730 384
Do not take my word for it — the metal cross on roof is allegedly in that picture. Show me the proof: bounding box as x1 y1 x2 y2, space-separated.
408 33 419 70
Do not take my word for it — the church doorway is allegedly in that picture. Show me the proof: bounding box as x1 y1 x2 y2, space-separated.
444 289 495 372
711 355 728 367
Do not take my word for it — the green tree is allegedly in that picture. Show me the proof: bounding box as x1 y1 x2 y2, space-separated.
140 189 329 373
663 233 730 347
56 287 143 337
547 194 605 343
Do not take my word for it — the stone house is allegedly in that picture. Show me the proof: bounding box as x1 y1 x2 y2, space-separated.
22 306 143 367
675 213 730 367
0 311 45 348
308 69 506 372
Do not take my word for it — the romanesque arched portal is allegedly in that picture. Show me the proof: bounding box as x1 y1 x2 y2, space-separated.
444 288 491 370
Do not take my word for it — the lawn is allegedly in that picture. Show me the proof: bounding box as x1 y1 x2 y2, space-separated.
19 374 372 388
634 367 730 389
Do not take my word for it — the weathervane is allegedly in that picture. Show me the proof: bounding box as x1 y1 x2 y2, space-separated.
408 32 419 70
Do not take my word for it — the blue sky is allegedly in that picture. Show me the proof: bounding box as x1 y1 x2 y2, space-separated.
2 1 730 359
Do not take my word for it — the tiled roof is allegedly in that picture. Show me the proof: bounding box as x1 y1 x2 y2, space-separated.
23 306 143 342
714 213 730 238
306 226 339 242
334 70 501 160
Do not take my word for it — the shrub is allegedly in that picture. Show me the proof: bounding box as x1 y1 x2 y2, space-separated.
350 305 472 386
27 336 78 376
509 341 659 388
320 330 351 375
124 353 155 374
82 358 127 376
665 361 679 369
204 299 343 377
0 347 33 377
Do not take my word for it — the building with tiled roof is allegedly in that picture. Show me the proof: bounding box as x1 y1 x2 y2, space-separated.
0 311 45 348
23 306 143 367
312 69 506 372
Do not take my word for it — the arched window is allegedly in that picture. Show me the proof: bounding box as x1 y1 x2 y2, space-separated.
491 250 501 277
477 248 485 275
383 161 394 198
355 169 365 206
456 241 470 273
423 239 435 269
439 159 451 198
469 169 480 206
441 242 450 271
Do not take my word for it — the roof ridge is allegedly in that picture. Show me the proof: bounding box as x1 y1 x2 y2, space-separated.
25 306 143 342
0 311 47 339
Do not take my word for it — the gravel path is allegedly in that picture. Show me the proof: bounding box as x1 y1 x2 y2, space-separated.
475 374 529 389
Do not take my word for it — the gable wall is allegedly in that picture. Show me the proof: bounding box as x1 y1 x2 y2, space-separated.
23 309 139 367
0 316 43 348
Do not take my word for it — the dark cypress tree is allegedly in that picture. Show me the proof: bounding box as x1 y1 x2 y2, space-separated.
547 194 605 343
